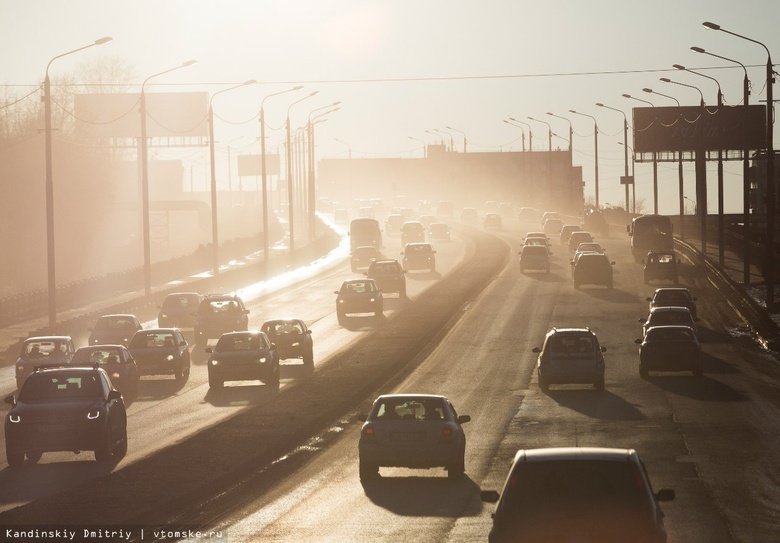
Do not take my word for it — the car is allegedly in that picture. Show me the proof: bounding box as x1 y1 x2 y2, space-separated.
518 207 538 222
498 202 515 217
647 287 698 319
69 345 139 400
540 211 560 227
261 318 314 366
574 242 605 256
483 212 503 229
567 230 594 251
400 221 426 246
157 292 202 329
128 328 191 381
519 245 551 274
533 327 606 391
333 208 349 225
543 217 563 236
484 200 499 214
384 213 404 236
358 206 375 219
524 237 552 254
640 306 698 337
643 251 680 284
636 325 703 378
436 200 454 217
559 224 581 245
460 207 478 223
428 222 451 242
205 331 280 389
582 208 609 236
15 336 75 389
401 242 437 272
194 294 250 344
481 447 675 543
351 245 382 272
365 259 407 297
88 314 143 346
335 279 384 323
419 214 437 228
5 365 128 467
358 393 471 480
572 252 614 289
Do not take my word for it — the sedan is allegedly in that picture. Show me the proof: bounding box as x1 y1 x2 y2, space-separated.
127 328 191 382
358 393 471 480
69 345 140 400
636 325 703 377
206 331 280 389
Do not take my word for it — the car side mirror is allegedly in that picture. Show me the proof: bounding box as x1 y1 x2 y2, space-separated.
5 394 16 406
635 338 642 344
270 343 277 350
646 297 652 302
600 346 607 352
458 415 471 424
244 309 250 315
532 347 541 353
108 390 122 401
205 347 213 353
334 291 339 295
481 490 500 503
655 488 675 502
306 330 312 334
610 261 616 265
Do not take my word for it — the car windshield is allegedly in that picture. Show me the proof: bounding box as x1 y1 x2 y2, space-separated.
162 295 197 309
372 397 445 421
129 331 176 349
647 328 695 342
199 299 241 315
72 348 123 366
550 334 595 354
215 334 260 352
19 373 102 402
372 263 400 274
94 317 136 330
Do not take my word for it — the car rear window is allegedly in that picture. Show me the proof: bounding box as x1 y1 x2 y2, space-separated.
372 398 445 421
550 334 594 354
20 373 102 402
215 334 260 352
129 332 175 349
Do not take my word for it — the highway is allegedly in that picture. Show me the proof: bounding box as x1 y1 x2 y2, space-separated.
1 214 780 543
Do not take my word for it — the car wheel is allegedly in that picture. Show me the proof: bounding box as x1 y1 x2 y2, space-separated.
595 376 605 391
399 286 407 298
639 364 649 379
539 375 549 392
448 452 465 480
114 430 128 459
208 374 223 389
337 311 346 325
268 365 280 390
94 432 113 462
175 362 188 382
303 349 314 367
6 448 24 468
25 451 42 464
359 458 379 480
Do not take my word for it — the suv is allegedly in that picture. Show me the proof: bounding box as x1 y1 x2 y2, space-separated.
15 336 75 389
5 365 128 466
643 251 680 284
481 447 674 542
401 243 437 272
194 294 250 344
400 221 426 246
572 252 614 289
157 292 202 328
533 327 606 391
366 259 407 297
88 314 143 346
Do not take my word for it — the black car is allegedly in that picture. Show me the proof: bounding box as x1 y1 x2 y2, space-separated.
5 365 128 466
128 328 191 381
643 251 680 284
428 222 451 242
400 221 426 246
157 292 202 328
261 319 314 366
636 325 703 378
647 287 698 319
15 336 75 390
69 345 139 400
206 331 280 389
335 279 384 323
365 259 407 297
401 243 437 272
88 314 143 346
572 252 614 289
194 294 250 344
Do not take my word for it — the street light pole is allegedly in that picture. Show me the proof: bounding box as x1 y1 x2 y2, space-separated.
503 120 525 151
623 94 660 215
509 117 532 151
407 136 426 158
704 22 774 305
306 102 341 241
570 110 600 208
286 91 318 252
546 112 573 152
140 60 197 298
595 103 630 212
43 36 112 327
208 80 255 277
446 126 467 153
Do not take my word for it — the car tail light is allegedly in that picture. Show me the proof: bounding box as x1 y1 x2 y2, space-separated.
362 425 377 441
439 426 453 441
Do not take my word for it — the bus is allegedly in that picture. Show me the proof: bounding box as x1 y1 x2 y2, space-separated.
627 215 674 261
349 218 382 252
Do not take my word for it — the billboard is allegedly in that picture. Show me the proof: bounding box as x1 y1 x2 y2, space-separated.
633 105 765 153
237 154 280 176
74 92 208 138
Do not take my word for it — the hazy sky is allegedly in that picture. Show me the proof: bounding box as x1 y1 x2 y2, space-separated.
2 0 778 213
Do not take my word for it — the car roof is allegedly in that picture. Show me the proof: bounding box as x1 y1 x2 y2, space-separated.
646 325 696 332
75 344 127 351
343 278 378 285
370 258 401 265
513 447 636 463
547 327 595 336
97 313 137 319
164 291 200 297
404 242 432 248
24 335 72 343
654 287 691 294
649 306 692 313
375 393 448 402
204 293 242 300
262 318 303 324
218 330 265 339
135 328 179 333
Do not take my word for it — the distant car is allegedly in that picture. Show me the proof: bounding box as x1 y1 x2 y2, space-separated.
194 294 250 344
647 287 698 319
582 208 609 236
572 252 614 289
540 211 560 227
128 328 191 381
157 292 202 329
641 306 698 337
428 222 451 241
484 200 499 214
519 245 551 274
358 206 375 219
5 365 128 467
366 259 407 297
419 214 437 228
636 325 703 378
88 314 143 346
69 345 139 400
15 336 75 389
400 221 426 246
358 393 471 480
543 217 563 236
351 245 382 272
205 331 280 389
483 213 503 229
534 327 606 391
567 230 594 252
335 279 384 323
460 207 478 223
570 243 606 272
498 202 515 217
518 207 538 222
261 318 314 367
559 224 581 245
333 208 349 225
436 200 454 217
643 251 680 284
481 447 674 543
401 242 437 272
384 213 404 236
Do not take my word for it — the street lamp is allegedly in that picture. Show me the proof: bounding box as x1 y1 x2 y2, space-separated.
43 36 112 327
425 129 445 146
595 103 630 212
659 77 704 106
692 44 753 283
642 87 680 106
334 137 352 158
527 117 552 152
208 79 255 277
546 112 572 152
434 128 454 152
307 102 341 241
140 59 197 298
569 110 600 208
508 117 533 151
407 136 426 157
446 126 467 153
503 119 526 151
259 86 303 262
624 94 661 214
285 91 318 252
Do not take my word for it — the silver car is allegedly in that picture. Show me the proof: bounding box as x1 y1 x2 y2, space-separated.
358 394 470 480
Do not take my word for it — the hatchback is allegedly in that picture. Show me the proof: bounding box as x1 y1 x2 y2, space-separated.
643 251 680 284
572 253 614 289
401 242 437 272
641 306 698 337
534 327 606 391
647 287 698 319
400 221 426 246
636 325 703 377
206 331 280 389
568 230 594 252
351 245 382 272
261 318 314 366
366 259 407 297
428 223 451 241
194 294 250 344
157 292 202 329
69 345 139 400
519 245 551 273
128 328 191 382
88 314 143 346
559 224 581 245
335 279 384 323
15 336 75 389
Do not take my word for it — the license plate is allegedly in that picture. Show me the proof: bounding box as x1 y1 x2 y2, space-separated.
391 432 425 442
